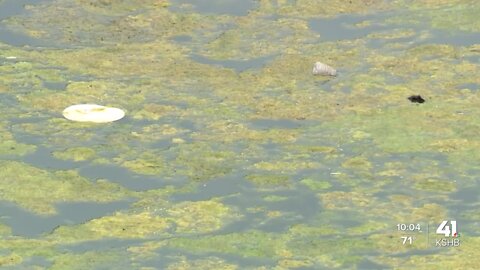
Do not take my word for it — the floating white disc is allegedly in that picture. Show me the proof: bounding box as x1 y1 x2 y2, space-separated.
62 104 125 123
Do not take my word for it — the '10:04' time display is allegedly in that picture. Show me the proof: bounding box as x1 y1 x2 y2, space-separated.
397 223 422 231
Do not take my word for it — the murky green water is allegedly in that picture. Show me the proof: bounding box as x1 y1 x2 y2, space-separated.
0 0 479 269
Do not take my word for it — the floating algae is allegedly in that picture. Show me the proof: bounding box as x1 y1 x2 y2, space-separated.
1 0 479 268
0 123 36 156
50 200 239 240
52 147 96 162
62 104 125 123
165 256 238 270
0 161 132 215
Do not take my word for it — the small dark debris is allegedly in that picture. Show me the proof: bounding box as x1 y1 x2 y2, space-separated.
408 95 425 103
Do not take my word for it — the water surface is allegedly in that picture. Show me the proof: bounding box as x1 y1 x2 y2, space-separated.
0 0 479 269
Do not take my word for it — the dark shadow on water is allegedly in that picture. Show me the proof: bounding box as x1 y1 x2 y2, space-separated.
0 200 132 237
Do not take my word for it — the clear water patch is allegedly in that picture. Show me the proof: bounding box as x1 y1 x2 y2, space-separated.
0 200 132 237
190 53 277 73
169 0 257 16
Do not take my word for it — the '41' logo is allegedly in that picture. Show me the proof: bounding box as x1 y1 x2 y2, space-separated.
436 220 458 237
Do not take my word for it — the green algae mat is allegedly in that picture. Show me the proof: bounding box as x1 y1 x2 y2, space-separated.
0 0 479 269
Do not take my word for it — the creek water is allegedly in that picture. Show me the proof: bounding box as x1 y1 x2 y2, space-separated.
0 0 479 269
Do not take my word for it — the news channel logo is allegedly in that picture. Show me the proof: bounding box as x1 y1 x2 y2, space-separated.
435 220 460 247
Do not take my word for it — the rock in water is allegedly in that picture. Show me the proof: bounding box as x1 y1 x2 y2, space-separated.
62 104 125 123
312 62 337 76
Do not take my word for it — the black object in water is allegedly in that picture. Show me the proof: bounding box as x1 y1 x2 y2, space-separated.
408 95 425 103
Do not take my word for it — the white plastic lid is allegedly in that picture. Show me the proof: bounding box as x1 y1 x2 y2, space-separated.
62 104 125 123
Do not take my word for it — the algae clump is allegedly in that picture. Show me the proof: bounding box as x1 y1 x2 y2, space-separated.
0 253 22 267
120 151 165 175
246 174 290 188
166 200 239 234
50 211 170 242
166 230 285 258
51 200 238 241
0 124 36 156
342 156 372 170
0 161 132 215
53 147 96 161
166 257 238 270
414 178 456 192
300 178 332 191
172 143 237 181
49 250 129 270
0 139 36 157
